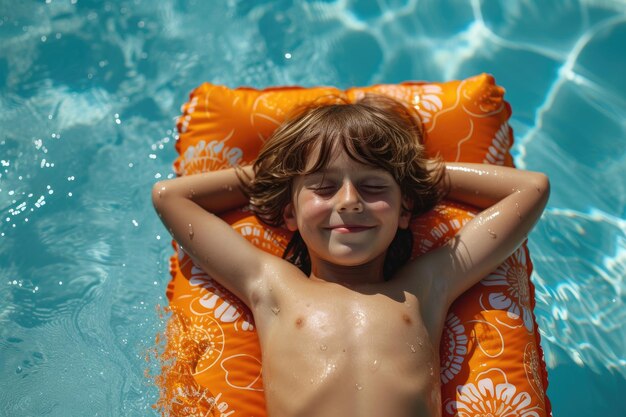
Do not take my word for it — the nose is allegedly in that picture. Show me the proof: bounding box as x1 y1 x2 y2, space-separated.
336 181 363 213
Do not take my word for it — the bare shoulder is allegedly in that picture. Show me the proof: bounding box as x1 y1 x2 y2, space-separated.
396 170 549 317
152 180 305 311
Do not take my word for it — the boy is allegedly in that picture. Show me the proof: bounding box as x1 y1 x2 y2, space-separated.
152 95 549 417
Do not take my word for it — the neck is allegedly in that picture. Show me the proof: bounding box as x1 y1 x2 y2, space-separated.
308 253 387 286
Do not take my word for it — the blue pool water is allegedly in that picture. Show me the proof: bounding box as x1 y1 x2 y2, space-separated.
1 0 625 416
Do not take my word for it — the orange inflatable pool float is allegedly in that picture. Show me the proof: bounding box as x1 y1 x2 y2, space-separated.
155 74 552 417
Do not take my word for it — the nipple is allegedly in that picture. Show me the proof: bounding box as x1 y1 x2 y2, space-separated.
188 224 194 240
488 229 497 239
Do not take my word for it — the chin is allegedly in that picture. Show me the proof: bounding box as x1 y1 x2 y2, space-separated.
326 248 385 267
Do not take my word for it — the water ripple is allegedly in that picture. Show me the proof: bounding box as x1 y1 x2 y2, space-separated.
530 208 626 376
1 0 626 415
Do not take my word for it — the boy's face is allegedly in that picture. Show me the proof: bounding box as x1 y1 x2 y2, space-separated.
283 147 411 269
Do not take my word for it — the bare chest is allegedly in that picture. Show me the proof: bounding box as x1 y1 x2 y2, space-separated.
254 283 441 417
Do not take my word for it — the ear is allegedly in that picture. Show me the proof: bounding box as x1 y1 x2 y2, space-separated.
283 202 298 232
399 196 413 230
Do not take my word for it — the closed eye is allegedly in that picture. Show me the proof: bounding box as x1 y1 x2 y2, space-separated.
361 185 387 192
311 185 337 195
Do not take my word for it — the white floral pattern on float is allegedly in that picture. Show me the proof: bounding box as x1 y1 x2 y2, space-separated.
350 84 444 125
221 354 264 391
524 343 546 406
440 312 468 384
484 122 510 166
178 95 198 134
187 314 226 375
480 246 534 332
233 220 287 257
445 377 542 417
179 137 243 176
187 264 255 332
411 85 444 125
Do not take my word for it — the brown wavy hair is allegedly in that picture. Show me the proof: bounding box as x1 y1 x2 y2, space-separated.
239 94 447 279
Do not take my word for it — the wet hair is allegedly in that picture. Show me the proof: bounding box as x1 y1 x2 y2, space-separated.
239 94 447 279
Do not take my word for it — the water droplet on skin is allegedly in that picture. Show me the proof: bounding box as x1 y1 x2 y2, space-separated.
355 383 363 391
188 224 194 240
488 229 497 239
409 344 416 353
188 188 195 199
158 186 165 198
429 366 434 376
320 344 327 351
417 339 424 348
310 378 314 384
271 307 280 315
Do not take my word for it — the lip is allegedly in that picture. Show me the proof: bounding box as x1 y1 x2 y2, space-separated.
327 225 374 233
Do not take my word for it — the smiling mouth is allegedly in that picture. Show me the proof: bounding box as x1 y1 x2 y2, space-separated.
327 226 374 233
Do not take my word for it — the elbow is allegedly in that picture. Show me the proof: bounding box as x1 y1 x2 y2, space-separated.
530 172 550 206
535 173 550 195
152 180 170 208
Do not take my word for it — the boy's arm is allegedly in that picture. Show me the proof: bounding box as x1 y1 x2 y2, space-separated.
152 166 285 308
411 162 549 308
